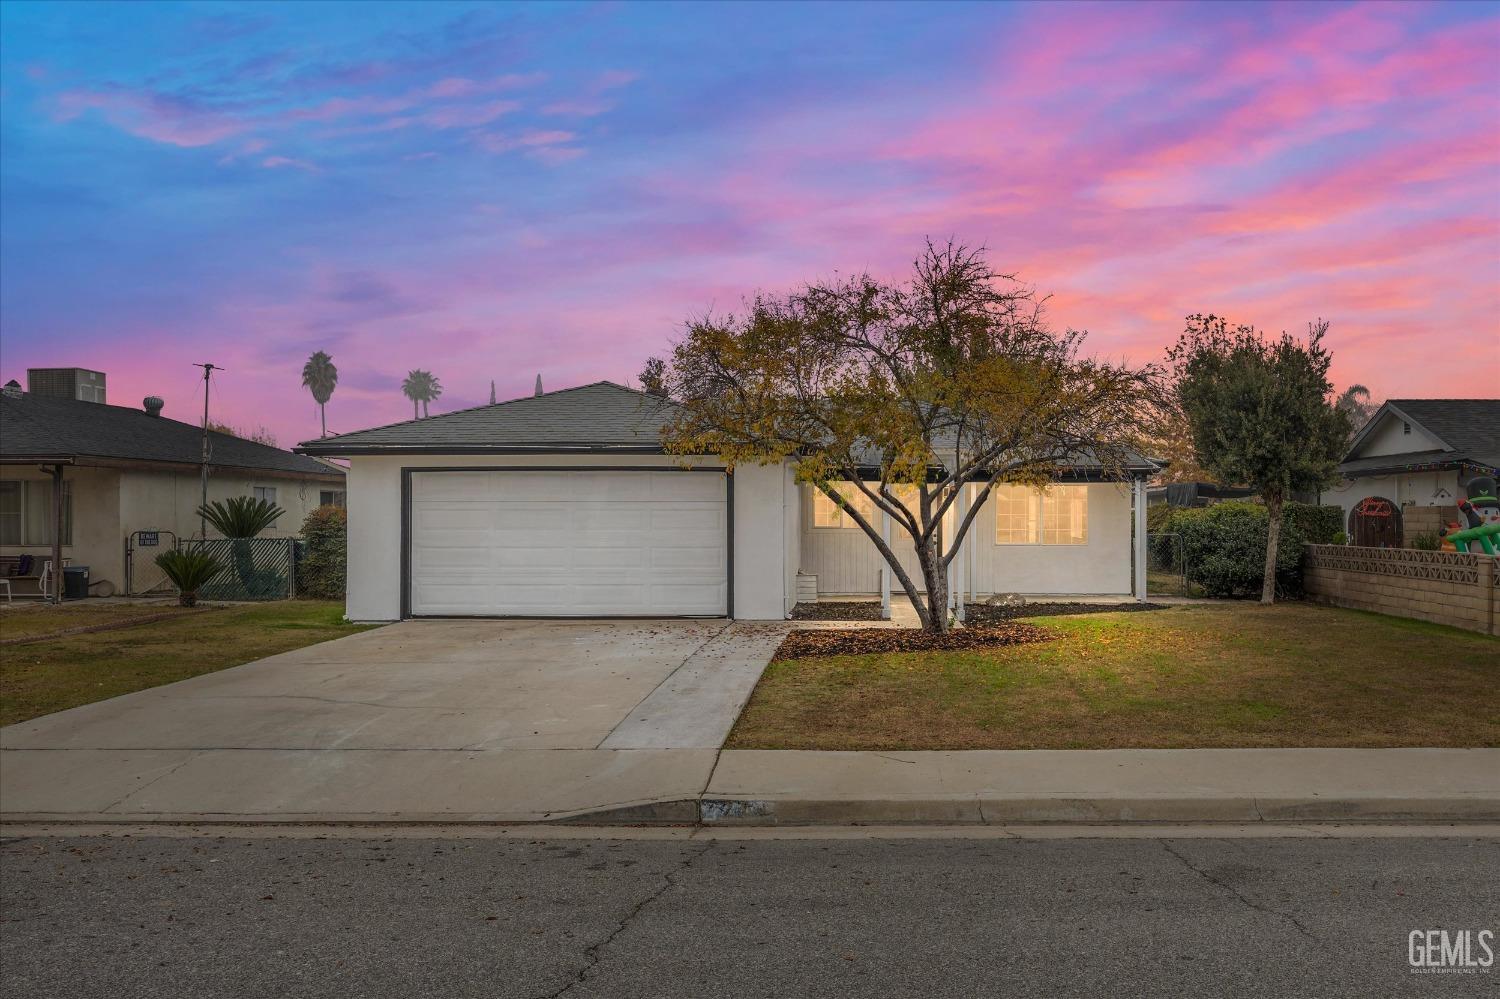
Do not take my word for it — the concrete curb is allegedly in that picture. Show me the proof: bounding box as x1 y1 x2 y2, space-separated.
11 793 1496 828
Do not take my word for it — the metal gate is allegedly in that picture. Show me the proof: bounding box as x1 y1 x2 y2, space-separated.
182 537 297 601
1146 532 1197 597
124 530 179 595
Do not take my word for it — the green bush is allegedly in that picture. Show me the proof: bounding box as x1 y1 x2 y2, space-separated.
1171 501 1306 599
1411 532 1442 551
1283 502 1343 545
299 505 347 600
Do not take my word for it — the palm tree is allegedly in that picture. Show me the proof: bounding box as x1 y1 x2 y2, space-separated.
1334 384 1377 437
401 369 442 418
301 351 338 438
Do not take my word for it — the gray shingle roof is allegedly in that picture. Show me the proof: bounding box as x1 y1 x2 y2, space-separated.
298 380 1158 477
1 392 343 478
1388 399 1500 465
297 381 680 454
1342 399 1500 474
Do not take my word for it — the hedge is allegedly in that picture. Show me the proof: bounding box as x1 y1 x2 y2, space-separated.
1151 500 1343 598
298 505 347 600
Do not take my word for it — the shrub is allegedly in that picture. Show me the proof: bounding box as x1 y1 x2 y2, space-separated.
1331 531 1349 546
1283 502 1343 545
155 549 222 607
299 505 347 600
1411 532 1442 551
1172 501 1306 599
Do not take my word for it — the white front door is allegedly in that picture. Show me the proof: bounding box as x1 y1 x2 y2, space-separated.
407 469 729 617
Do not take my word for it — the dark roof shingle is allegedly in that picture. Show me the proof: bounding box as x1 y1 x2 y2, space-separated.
1387 399 1500 468
298 381 679 454
1 392 342 477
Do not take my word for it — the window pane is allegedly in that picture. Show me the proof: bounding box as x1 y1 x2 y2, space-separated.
320 490 346 508
0 482 20 545
994 484 1040 544
20 481 71 546
812 483 874 528
254 486 278 504
1042 484 1088 545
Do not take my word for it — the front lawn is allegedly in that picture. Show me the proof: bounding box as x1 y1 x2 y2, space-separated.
727 603 1500 750
0 601 379 727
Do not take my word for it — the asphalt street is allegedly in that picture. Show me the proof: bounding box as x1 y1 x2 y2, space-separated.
1 831 1495 998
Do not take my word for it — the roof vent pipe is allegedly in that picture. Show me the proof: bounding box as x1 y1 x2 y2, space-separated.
143 396 164 417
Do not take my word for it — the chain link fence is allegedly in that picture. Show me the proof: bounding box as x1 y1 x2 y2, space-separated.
181 537 297 601
1146 532 1204 598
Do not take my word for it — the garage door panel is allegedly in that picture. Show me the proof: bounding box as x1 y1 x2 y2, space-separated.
409 470 728 616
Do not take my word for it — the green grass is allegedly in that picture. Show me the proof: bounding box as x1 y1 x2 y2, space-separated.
0 601 380 727
727 603 1500 750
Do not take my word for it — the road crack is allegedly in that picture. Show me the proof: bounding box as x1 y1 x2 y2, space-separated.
535 840 716 999
1160 840 1326 950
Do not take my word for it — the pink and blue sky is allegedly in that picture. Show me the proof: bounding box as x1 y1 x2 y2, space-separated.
2 0 1497 447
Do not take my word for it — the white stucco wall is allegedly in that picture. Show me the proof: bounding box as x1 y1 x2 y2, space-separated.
343 454 794 621
1323 471 1461 516
0 465 121 590
1356 411 1444 457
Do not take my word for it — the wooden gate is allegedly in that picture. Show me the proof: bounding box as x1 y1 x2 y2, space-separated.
1348 496 1403 548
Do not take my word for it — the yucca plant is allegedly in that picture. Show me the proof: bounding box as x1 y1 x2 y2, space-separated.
155 549 222 607
197 496 285 593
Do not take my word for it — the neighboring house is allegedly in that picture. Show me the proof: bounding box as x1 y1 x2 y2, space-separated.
297 381 1158 622
1 370 345 596
1146 481 1258 508
1324 398 1500 546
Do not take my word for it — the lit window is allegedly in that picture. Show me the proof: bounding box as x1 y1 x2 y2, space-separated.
0 480 72 546
811 483 876 529
1041 484 1089 545
994 483 1088 546
993 484 1040 544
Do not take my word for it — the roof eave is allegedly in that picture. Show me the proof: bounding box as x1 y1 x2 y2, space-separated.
295 443 669 457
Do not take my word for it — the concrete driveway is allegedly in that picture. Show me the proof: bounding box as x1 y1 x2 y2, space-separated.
0 619 786 823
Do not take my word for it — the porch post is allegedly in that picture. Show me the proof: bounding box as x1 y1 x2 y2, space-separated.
1133 475 1148 603
955 484 968 622
50 464 64 605
880 506 891 620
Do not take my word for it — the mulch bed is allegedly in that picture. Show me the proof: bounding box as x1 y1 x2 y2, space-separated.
964 601 1169 626
789 601 885 622
774 622 1056 660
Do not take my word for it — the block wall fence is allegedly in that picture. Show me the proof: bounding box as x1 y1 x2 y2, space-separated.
1303 544 1497 636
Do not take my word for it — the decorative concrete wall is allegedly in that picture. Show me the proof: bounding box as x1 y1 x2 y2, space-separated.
1303 545 1497 636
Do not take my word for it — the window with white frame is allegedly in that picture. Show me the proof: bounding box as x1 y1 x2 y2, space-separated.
0 480 73 546
811 483 876 529
319 490 346 508
253 486 278 505
993 484 1040 544
994 483 1088 545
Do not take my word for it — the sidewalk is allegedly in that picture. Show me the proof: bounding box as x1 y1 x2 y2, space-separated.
4 746 1496 826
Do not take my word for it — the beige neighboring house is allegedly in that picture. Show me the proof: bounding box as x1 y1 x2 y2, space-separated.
1 369 344 598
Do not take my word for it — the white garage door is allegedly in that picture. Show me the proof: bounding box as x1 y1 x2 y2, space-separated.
408 469 729 617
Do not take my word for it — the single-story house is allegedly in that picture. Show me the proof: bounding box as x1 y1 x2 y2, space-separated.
1 371 345 596
1323 398 1499 546
297 381 1158 621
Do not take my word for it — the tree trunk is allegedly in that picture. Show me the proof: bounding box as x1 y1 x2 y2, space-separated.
1261 491 1283 605
916 537 949 633
412 398 418 419
320 403 327 437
